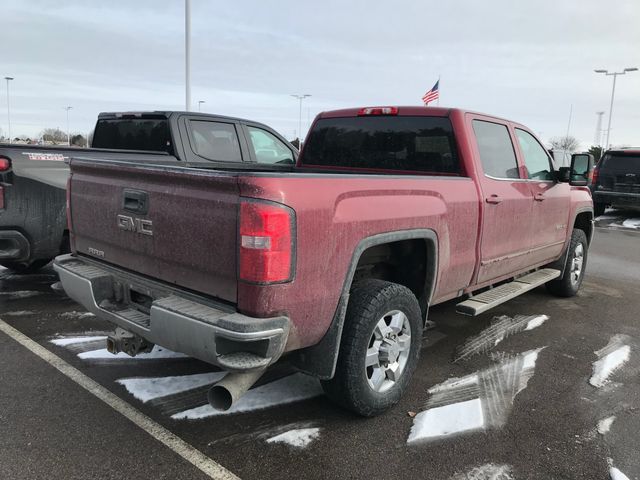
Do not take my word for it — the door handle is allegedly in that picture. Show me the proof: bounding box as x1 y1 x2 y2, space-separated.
485 194 503 204
123 189 149 214
534 193 545 202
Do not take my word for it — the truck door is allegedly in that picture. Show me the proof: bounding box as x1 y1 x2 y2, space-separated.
470 118 534 284
513 128 571 264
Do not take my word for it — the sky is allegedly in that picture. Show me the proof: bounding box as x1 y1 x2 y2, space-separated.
1 0 639 148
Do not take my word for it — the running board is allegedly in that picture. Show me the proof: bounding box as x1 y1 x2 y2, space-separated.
456 268 561 316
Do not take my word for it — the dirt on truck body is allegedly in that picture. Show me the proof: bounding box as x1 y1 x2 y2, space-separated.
55 106 595 416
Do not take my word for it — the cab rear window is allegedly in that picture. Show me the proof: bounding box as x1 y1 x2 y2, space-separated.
92 118 173 154
302 116 461 175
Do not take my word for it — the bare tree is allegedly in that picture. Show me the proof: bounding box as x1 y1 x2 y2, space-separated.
549 135 580 152
40 128 67 143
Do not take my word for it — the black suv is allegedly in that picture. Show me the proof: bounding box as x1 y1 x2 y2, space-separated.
591 149 640 216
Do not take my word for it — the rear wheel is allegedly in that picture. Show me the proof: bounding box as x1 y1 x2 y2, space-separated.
321 279 422 417
594 202 606 217
546 229 588 297
0 258 51 274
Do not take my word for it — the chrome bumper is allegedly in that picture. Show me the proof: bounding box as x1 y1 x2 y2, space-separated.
53 254 289 371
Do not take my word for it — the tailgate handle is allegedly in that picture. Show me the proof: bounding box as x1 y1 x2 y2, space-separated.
123 189 149 214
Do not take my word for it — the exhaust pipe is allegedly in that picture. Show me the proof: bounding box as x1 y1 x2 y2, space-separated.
207 369 266 411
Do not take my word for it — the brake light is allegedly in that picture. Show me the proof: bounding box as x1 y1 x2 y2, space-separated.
0 156 10 171
590 165 599 185
357 106 399 116
239 200 295 283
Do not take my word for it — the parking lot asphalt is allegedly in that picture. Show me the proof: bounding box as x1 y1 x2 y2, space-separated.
1 209 639 480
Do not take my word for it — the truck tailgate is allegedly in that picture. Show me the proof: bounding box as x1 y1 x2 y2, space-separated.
69 159 239 303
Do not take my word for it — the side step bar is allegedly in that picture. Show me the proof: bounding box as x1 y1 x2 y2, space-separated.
456 268 561 316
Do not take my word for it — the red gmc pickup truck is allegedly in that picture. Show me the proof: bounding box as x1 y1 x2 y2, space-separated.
54 106 594 416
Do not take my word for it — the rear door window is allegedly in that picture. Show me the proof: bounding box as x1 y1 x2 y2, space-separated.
302 116 461 174
515 129 554 181
472 120 520 179
246 126 294 165
92 118 173 154
189 120 242 163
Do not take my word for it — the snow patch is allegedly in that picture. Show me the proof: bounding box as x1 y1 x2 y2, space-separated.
449 463 513 480
2 310 35 316
117 372 226 403
597 416 616 435
408 348 543 444
59 311 95 319
171 373 323 419
590 335 631 388
266 427 321 448
0 290 43 299
455 315 548 361
610 467 631 480
408 399 485 442
78 345 187 360
51 335 107 347
621 218 640 229
524 315 548 331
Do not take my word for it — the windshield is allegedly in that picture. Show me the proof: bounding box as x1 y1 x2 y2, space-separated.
302 116 461 175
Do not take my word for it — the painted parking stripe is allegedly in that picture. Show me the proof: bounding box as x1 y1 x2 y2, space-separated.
0 319 239 480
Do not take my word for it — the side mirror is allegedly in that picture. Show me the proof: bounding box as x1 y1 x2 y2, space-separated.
557 166 571 182
569 153 594 186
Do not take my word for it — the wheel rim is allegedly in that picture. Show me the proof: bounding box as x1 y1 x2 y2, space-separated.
365 310 412 393
570 243 584 286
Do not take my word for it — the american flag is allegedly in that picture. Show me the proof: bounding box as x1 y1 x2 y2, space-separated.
422 80 439 105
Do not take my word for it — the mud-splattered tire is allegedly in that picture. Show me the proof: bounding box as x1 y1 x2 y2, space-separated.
546 229 588 297
0 259 51 274
593 202 606 218
321 279 423 417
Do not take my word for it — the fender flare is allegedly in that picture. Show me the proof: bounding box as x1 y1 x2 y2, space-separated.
290 229 438 380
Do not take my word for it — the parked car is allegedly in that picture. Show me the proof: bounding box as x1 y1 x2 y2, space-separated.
54 106 594 416
590 148 640 216
0 111 296 273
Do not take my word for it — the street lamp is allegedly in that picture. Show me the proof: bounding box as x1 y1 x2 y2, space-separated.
4 77 13 144
291 94 311 143
594 67 638 148
65 106 72 145
185 0 191 111
198 100 205 112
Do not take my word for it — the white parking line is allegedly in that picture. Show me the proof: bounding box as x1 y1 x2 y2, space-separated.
0 319 239 480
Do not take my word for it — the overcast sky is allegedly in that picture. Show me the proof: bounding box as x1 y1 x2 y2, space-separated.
2 0 639 148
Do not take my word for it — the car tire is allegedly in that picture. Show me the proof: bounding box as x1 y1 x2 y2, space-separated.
594 202 606 217
546 229 588 297
0 258 51 274
321 279 423 417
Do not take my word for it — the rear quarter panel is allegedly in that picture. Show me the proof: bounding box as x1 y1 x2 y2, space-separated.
238 174 479 350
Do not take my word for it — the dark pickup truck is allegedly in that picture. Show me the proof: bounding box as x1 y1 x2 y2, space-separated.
0 112 296 272
55 106 594 416
590 148 640 216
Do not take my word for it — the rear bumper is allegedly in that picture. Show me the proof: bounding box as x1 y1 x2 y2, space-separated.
53 254 289 371
593 191 640 208
0 230 30 261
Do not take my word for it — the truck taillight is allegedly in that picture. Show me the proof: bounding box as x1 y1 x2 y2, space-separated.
0 156 10 171
590 165 599 185
357 106 399 116
239 199 295 284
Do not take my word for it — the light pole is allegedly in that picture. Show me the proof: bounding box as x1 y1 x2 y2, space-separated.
65 106 72 145
291 94 311 143
4 77 13 144
198 100 205 112
185 0 191 111
594 67 638 149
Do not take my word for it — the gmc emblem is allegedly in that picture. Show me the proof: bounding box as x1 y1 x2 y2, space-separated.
117 214 153 236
